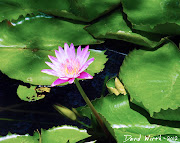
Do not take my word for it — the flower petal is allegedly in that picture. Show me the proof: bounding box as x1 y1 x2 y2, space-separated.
58 46 64 53
77 45 81 57
68 78 75 84
55 50 61 60
77 72 93 79
45 62 56 70
41 69 58 76
81 45 89 58
55 50 66 61
69 43 75 59
79 58 95 73
81 51 90 65
59 77 69 80
51 78 69 87
77 45 89 65
48 55 59 65
64 43 71 56
45 62 63 77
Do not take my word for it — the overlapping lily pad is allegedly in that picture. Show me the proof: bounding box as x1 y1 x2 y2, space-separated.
0 0 121 22
17 85 47 102
18 0 121 22
78 94 180 143
0 48 107 85
0 14 102 50
121 0 180 34
0 1 33 22
86 9 166 48
41 126 90 143
0 133 39 143
119 41 180 120
0 126 91 143
153 108 180 121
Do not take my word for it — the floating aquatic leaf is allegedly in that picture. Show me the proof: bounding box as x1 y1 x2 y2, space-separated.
0 14 102 50
0 1 33 22
119 41 180 120
78 95 180 143
0 126 92 143
17 85 45 102
121 0 180 34
86 9 166 48
41 126 90 143
19 0 121 22
0 132 38 143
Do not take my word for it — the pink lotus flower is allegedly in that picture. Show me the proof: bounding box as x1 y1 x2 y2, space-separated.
41 43 94 87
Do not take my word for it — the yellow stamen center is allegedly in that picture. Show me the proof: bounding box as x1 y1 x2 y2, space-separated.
63 59 80 76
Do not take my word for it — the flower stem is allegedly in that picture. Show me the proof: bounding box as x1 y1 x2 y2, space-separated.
76 119 91 128
75 79 109 136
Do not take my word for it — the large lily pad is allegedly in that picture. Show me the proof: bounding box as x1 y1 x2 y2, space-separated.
78 95 180 143
0 48 107 85
0 133 39 143
119 41 180 120
0 126 91 143
39 0 121 22
86 9 165 48
0 0 120 22
0 1 33 22
16 0 120 22
121 0 180 34
0 14 102 50
41 126 90 143
153 108 180 121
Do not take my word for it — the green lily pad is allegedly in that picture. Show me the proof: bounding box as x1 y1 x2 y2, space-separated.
86 49 108 77
0 0 121 22
0 48 107 85
153 108 180 121
0 14 103 50
85 9 166 48
119 41 180 120
0 126 91 143
17 85 46 102
78 94 180 143
121 0 180 34
20 0 121 22
0 133 38 143
0 1 33 22
41 126 90 143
